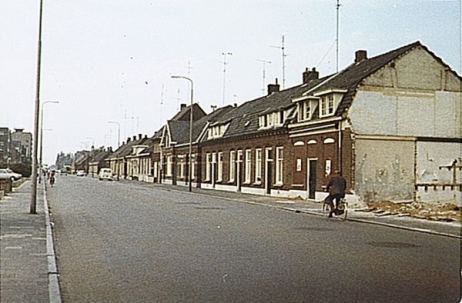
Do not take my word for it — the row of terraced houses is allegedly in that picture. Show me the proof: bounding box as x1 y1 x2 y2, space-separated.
78 42 461 206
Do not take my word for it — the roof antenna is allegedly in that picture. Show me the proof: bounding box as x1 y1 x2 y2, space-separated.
336 0 341 73
257 59 271 94
271 35 287 89
221 52 233 105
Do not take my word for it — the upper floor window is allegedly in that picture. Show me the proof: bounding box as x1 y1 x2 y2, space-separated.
298 100 318 121
207 123 229 139
259 110 285 129
320 94 334 117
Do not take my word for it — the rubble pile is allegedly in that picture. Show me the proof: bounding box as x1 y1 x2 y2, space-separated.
364 201 461 222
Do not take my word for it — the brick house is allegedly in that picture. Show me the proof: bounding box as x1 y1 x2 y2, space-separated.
141 41 460 205
88 147 112 177
198 41 461 205
106 135 149 179
159 103 207 185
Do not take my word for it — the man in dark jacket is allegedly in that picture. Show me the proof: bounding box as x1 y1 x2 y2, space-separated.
325 170 347 218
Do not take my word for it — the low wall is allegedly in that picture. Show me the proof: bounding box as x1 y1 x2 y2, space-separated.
0 179 12 194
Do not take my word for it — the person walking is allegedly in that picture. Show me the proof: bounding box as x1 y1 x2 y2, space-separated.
325 170 347 218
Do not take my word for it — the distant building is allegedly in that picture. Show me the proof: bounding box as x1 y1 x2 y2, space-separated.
0 127 10 166
11 128 32 164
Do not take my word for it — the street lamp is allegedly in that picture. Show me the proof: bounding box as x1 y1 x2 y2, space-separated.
86 137 95 177
39 101 59 184
31 0 44 214
171 75 193 192
108 121 121 148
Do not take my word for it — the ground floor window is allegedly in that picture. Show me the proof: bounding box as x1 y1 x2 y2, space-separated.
276 147 283 184
229 151 236 181
245 149 252 183
255 148 262 183
217 152 223 182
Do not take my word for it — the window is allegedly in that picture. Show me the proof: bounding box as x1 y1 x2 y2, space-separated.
275 147 284 184
217 152 223 181
259 111 284 128
179 158 185 178
255 149 262 183
205 153 211 181
245 149 252 183
320 94 334 117
208 123 229 139
166 156 172 177
191 154 196 180
229 151 236 181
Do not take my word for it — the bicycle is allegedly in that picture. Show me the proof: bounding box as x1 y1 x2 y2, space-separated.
323 197 348 221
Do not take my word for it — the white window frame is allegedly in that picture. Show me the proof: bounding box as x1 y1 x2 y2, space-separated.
229 151 236 182
217 152 223 182
179 158 185 178
191 154 196 180
245 149 252 183
166 156 172 177
255 148 262 184
275 147 284 185
205 153 211 181
320 94 334 117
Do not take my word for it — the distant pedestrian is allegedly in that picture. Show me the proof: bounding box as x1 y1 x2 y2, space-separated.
49 170 56 187
325 170 347 218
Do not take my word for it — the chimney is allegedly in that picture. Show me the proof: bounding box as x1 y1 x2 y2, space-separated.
127 137 131 142
180 103 187 110
302 67 319 83
355 50 367 63
133 135 137 141
138 134 142 140
267 78 280 95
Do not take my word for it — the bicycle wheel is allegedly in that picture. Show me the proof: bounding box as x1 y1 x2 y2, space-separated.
336 201 348 221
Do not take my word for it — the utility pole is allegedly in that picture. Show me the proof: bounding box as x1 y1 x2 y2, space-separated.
221 52 232 105
271 35 287 89
31 0 44 214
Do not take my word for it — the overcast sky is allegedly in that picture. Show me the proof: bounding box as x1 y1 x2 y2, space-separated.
1 0 461 165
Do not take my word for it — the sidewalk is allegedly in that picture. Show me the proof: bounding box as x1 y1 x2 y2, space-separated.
0 181 60 303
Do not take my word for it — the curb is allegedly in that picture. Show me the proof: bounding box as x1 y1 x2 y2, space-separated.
293 208 462 239
160 186 461 239
43 186 62 303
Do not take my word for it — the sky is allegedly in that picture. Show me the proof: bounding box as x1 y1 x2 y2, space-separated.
1 0 461 165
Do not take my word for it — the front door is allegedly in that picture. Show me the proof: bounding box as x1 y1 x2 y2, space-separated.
308 159 317 199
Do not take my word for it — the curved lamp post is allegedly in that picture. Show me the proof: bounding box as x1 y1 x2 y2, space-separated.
171 75 193 192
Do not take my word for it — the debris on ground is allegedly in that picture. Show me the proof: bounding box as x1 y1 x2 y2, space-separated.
365 201 461 222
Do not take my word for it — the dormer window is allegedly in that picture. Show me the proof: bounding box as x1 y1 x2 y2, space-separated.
258 110 286 129
320 94 334 117
207 123 229 139
298 99 318 121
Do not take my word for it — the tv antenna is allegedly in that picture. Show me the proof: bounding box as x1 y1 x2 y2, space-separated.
257 59 271 93
336 0 341 72
221 52 233 105
271 35 287 89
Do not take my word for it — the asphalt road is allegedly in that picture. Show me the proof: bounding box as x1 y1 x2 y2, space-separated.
47 175 461 303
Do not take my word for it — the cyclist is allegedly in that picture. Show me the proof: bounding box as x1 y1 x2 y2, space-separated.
325 170 347 218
